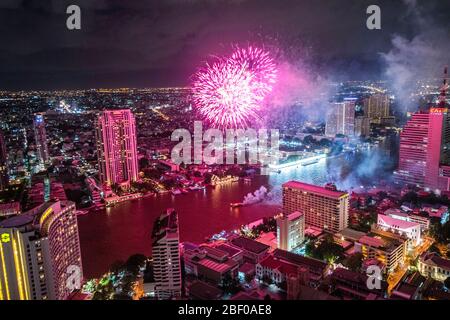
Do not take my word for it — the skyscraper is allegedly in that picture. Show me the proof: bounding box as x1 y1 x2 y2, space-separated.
95 109 138 186
394 108 450 191
276 211 305 252
0 200 83 300
325 99 356 137
363 94 390 124
0 130 8 190
151 209 182 300
282 181 349 233
394 69 449 191
33 114 50 169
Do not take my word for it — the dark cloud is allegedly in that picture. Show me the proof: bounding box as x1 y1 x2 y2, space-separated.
0 0 448 90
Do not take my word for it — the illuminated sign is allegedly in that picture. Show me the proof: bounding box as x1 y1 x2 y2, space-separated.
430 108 448 114
39 208 53 225
1 233 11 243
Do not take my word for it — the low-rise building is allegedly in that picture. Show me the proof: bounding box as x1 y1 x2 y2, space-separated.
354 229 407 273
377 213 421 247
230 236 270 263
418 252 450 282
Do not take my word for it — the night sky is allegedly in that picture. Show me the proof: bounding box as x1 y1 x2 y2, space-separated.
0 0 449 90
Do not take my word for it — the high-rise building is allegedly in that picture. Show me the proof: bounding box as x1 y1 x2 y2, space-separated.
394 68 450 192
151 208 182 300
95 109 139 186
393 109 450 191
33 114 50 169
325 99 356 137
0 200 83 300
354 116 371 137
276 211 305 251
0 130 8 190
282 181 349 233
363 94 390 124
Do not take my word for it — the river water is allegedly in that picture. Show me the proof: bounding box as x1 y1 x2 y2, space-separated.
78 147 389 277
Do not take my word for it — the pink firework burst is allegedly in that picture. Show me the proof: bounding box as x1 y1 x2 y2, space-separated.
193 46 277 129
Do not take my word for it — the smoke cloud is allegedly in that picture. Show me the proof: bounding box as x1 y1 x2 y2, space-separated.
243 185 272 205
381 1 450 112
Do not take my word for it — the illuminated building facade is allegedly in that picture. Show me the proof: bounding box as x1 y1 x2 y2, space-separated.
418 252 450 282
363 94 390 124
0 130 8 190
282 181 349 233
151 209 182 300
394 108 450 191
276 211 305 251
377 214 421 247
0 201 83 300
95 109 138 186
355 229 407 273
325 99 355 137
33 114 50 170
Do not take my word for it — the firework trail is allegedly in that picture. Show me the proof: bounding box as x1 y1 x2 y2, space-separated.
193 46 277 129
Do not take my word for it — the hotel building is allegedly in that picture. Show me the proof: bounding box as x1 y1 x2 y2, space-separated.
394 70 450 192
0 200 83 300
282 181 349 233
275 211 305 251
151 209 182 300
95 109 138 186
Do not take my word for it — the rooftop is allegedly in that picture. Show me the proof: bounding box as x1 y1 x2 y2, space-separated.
231 236 270 254
188 280 223 300
282 181 348 199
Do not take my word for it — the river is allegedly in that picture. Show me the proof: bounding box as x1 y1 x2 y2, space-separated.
77 147 391 278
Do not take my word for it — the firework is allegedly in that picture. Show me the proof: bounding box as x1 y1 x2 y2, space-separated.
193 46 277 129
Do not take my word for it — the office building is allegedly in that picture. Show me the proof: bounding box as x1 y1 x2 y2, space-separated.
151 209 182 299
282 181 349 233
33 114 50 169
0 200 83 300
0 130 8 190
95 109 138 186
276 211 305 251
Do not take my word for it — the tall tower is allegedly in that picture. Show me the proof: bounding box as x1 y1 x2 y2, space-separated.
151 209 182 300
0 200 83 300
0 130 8 190
95 109 138 186
282 181 349 233
33 114 50 169
394 68 450 191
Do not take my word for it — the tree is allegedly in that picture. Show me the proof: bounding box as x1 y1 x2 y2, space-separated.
444 277 450 290
125 254 148 276
343 252 364 272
